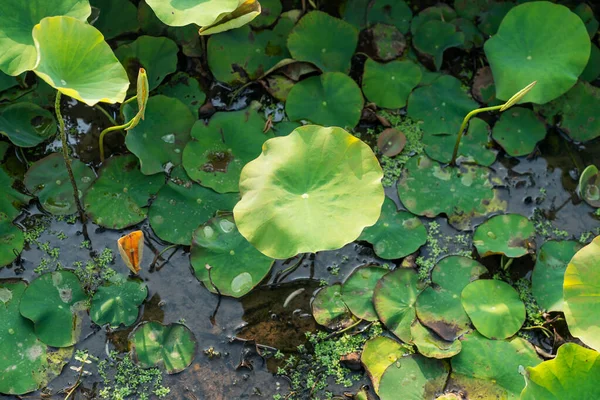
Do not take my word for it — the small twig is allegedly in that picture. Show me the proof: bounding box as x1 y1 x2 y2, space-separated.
150 244 179 270
207 265 222 326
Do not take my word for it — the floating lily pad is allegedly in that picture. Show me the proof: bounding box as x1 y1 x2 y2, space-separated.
190 215 273 298
155 72 206 116
378 355 448 400
285 72 364 128
312 283 355 330
578 165 600 207
32 16 129 106
366 0 412 34
84 155 164 229
397 155 506 231
359 24 406 62
0 169 31 221
564 236 600 351
532 240 582 312
461 279 525 339
0 213 23 267
288 11 358 73
473 214 536 258
581 44 600 82
377 128 406 157
452 18 483 50
0 0 91 76
24 153 95 215
90 0 139 39
416 256 487 341
234 125 384 259
124 95 195 175
574 3 599 38
362 59 421 109
484 2 590 104
413 20 464 70
407 75 478 136
476 2 513 36
130 321 196 374
359 197 427 260
90 274 147 328
454 0 494 20
19 271 87 347
491 107 546 157
410 320 461 359
341 265 389 321
183 110 272 193
361 335 407 393
410 4 457 35
0 103 56 147
250 0 282 28
144 0 239 27
520 343 600 400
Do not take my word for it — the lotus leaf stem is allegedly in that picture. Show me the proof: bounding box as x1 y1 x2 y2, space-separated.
450 104 503 166
94 104 118 126
119 95 137 120
98 120 132 162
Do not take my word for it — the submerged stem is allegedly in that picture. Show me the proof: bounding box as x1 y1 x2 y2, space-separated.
450 105 502 165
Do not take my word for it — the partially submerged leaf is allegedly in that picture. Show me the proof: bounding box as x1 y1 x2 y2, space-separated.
377 128 407 157
90 273 147 328
342 265 389 321
312 284 355 330
0 213 24 267
473 214 536 258
0 103 56 147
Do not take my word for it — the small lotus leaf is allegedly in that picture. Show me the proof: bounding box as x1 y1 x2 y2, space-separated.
578 165 600 207
452 18 483 50
190 215 273 298
361 335 407 393
491 107 546 157
484 2 590 104
130 321 196 374
454 0 495 20
198 0 261 36
340 0 369 30
461 279 525 339
473 214 536 258
0 169 32 221
581 44 600 82
155 72 206 116
144 0 239 27
413 20 464 70
91 0 139 40
84 155 164 229
574 3 599 38
359 24 406 62
90 274 147 328
366 0 412 34
410 320 461 359
311 283 355 330
477 2 513 36
341 265 389 321
250 0 282 28
0 103 56 148
288 11 358 73
234 125 384 259
532 240 582 312
0 213 24 267
285 72 364 129
19 271 87 347
362 59 421 109
377 128 406 157
378 354 449 400
32 16 129 106
411 4 457 34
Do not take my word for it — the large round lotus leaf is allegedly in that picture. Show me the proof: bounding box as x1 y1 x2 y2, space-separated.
461 279 525 339
288 11 358 73
366 0 412 34
149 168 238 246
155 72 206 116
0 0 91 76
0 103 56 148
0 213 24 267
520 343 600 400
32 16 129 106
84 155 164 229
491 107 547 157
373 268 423 342
145 0 239 27
130 321 196 374
0 169 31 221
413 20 464 71
250 0 282 28
532 240 582 312
90 274 147 328
124 95 195 176
285 73 364 129
361 59 421 109
416 256 487 341
397 155 506 231
190 215 273 298
423 118 497 166
378 355 449 400
341 265 389 321
359 197 427 260
24 153 95 215
484 2 590 104
90 0 139 40
234 125 384 259
19 271 87 347
449 332 540 399
311 283 355 330
407 75 478 136
361 335 407 393
473 214 536 258
183 110 272 193
115 36 178 91
410 320 461 359
564 236 600 351
581 44 600 82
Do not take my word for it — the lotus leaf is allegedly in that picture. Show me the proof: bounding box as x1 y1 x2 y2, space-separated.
581 44 600 82
574 3 599 38
361 335 407 393
90 274 147 328
454 0 495 20
0 103 56 148
0 72 19 92
149 168 238 246
564 236 600 351
361 59 421 109
378 354 449 400
532 240 582 312
250 0 282 28
190 215 273 298
84 155 164 229
410 320 461 359
19 271 87 347
32 16 129 106
366 0 412 34
461 279 525 339
477 2 513 36
17 79 56 109
287 11 358 73
234 125 384 259
0 142 8 160
413 20 464 71
0 213 24 267
452 18 483 50
183 110 272 193
578 165 600 207
377 128 406 157
198 0 261 36
130 321 196 374
416 256 487 341
491 107 546 157
473 214 536 258
91 0 139 39
341 265 389 321
155 72 206 116
340 0 369 30
520 343 600 400
359 24 406 62
311 284 355 329
0 0 91 76
285 73 364 129
411 4 457 34
144 0 240 27
484 2 590 104
24 153 95 215
407 75 478 136
0 169 32 221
